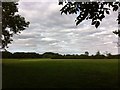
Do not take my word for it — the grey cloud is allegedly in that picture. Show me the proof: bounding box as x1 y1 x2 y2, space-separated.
7 2 118 54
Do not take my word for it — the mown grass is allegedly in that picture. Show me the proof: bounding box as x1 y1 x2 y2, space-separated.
2 59 118 88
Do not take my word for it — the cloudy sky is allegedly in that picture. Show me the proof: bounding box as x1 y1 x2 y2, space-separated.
7 0 119 55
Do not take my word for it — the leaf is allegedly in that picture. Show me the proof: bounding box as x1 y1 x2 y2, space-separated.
115 2 119 4
76 20 81 26
99 14 105 21
64 10 67 15
58 0 63 5
101 14 105 18
91 21 96 25
76 19 83 26
113 6 118 11
76 8 79 11
75 10 77 14
95 21 100 28
106 10 109 14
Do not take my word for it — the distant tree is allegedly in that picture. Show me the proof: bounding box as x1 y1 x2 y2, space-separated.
2 51 12 58
42 52 60 58
104 51 111 56
106 53 112 57
2 2 30 49
96 51 101 56
59 0 120 37
84 51 89 56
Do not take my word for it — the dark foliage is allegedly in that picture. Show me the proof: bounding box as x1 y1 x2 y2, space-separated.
2 51 42 59
2 51 120 59
113 29 120 37
59 1 120 37
42 52 62 59
2 2 30 49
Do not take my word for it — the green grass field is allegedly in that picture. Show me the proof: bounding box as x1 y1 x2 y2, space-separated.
2 59 118 88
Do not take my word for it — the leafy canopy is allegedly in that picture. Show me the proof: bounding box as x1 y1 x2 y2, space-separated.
2 2 30 49
59 0 120 37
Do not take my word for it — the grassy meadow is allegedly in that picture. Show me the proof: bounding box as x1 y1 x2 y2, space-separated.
2 59 118 88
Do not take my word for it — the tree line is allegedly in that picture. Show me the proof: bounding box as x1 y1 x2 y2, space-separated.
2 51 120 59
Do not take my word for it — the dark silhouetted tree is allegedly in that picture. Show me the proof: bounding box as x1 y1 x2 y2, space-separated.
85 51 89 56
2 2 30 49
96 51 101 56
59 0 120 37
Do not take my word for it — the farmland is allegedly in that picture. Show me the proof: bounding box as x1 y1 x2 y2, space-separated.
2 59 118 89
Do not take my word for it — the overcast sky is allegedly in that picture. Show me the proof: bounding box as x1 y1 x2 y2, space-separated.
7 0 119 55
